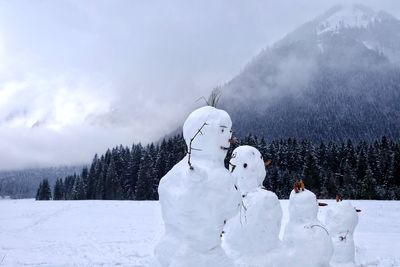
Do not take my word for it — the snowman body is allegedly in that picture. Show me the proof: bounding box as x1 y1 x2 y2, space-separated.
155 106 241 267
283 189 333 267
223 146 283 267
325 201 359 267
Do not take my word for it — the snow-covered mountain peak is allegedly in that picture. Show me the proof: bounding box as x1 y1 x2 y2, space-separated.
317 4 381 34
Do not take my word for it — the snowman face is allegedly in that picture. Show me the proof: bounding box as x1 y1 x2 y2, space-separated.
183 106 233 161
289 189 318 221
229 146 266 194
325 201 359 234
216 123 233 151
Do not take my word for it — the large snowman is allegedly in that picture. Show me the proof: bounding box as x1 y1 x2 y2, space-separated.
283 188 333 267
154 106 242 267
223 146 283 267
325 200 359 267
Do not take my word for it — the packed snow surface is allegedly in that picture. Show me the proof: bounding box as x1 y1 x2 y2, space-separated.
0 199 400 267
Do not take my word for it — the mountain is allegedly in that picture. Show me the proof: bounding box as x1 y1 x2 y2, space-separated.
0 166 83 199
220 4 400 142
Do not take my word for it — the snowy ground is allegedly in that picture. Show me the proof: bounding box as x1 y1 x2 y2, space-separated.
0 199 399 267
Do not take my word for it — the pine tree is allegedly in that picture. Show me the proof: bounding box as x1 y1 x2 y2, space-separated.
265 166 280 196
243 134 258 147
135 150 153 200
105 157 118 200
94 156 105 199
302 145 321 195
391 145 400 198
35 181 42 200
259 137 268 159
340 158 357 199
152 143 168 200
286 138 301 175
36 179 52 200
280 170 293 198
355 148 369 198
94 157 107 200
86 154 98 199
379 136 391 186
72 175 86 200
360 167 377 199
327 142 340 174
121 147 133 199
63 174 76 200
126 143 143 199
53 178 64 200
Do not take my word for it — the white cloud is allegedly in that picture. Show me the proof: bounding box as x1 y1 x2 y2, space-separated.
0 0 398 170
0 75 111 128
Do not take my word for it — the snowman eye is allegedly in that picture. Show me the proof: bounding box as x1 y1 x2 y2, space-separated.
221 129 224 133
243 163 248 168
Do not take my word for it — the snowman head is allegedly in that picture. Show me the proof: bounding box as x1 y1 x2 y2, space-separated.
183 106 232 163
229 146 266 194
289 189 318 221
325 201 359 234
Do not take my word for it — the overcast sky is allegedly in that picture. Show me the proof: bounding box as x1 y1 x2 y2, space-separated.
0 0 399 170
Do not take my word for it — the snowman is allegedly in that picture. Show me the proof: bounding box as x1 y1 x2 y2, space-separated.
325 199 359 267
283 186 333 267
154 106 242 267
223 145 283 267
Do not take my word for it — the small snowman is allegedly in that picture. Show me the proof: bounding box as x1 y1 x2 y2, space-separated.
325 197 359 267
154 106 241 267
223 145 283 267
283 184 333 267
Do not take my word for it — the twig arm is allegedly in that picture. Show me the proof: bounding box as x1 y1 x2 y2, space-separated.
187 122 208 170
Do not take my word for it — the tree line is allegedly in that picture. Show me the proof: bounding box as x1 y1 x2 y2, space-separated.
37 135 186 200
0 166 82 199
36 135 400 201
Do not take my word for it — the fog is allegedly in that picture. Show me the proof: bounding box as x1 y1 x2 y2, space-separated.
0 0 398 170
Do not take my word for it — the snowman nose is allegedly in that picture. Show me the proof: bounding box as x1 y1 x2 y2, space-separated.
229 163 236 173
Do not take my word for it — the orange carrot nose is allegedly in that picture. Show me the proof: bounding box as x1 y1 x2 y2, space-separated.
300 180 305 190
264 160 271 166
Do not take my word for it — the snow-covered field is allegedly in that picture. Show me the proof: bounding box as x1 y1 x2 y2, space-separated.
0 199 399 267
